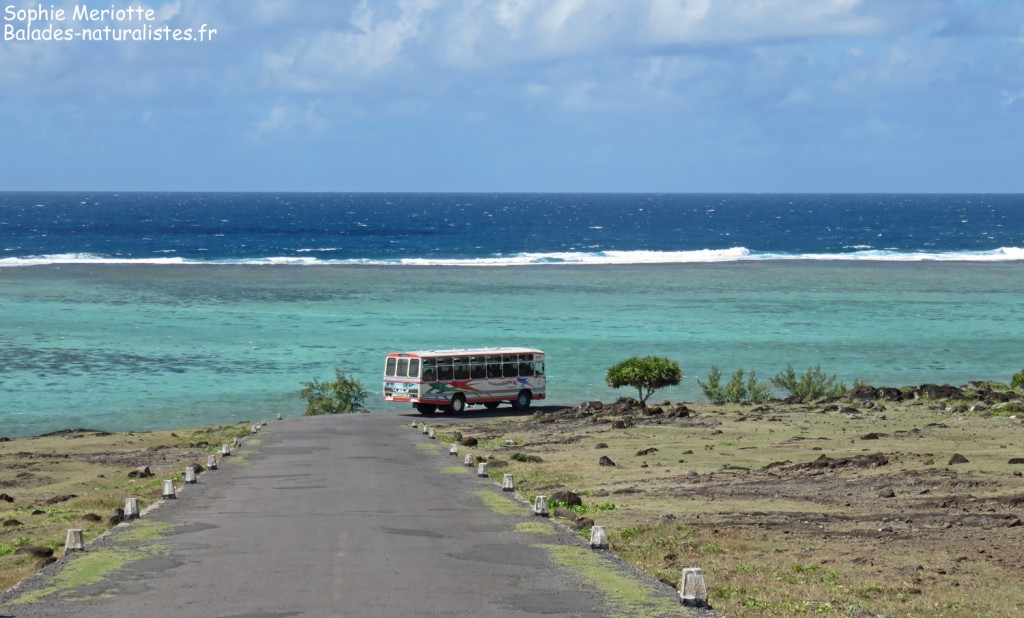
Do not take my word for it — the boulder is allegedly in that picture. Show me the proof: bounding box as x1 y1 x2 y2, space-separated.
573 517 595 531
916 384 963 400
948 454 969 465
82 513 102 522
1008 458 1024 465
14 545 53 558
879 488 896 498
45 494 76 505
599 456 616 467
611 420 631 430
128 466 153 479
550 490 583 507
595 443 608 449
3 519 23 527
552 507 578 520
459 436 478 447
0 493 13 503
636 447 659 456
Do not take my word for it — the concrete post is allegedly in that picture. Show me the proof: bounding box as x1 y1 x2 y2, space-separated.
65 529 85 553
184 466 197 484
477 462 489 478
502 473 514 492
428 428 436 439
533 495 549 517
207 454 218 470
449 444 459 456
680 567 708 608
221 444 231 456
464 454 474 467
589 525 609 549
162 479 176 499
123 498 140 521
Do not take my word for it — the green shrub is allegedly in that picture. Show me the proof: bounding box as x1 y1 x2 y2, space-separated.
698 365 725 403
510 452 544 463
298 369 368 415
1012 370 1024 390
605 356 682 404
770 363 847 400
700 366 773 403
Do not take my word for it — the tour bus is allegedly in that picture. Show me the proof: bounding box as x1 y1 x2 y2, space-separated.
383 348 545 414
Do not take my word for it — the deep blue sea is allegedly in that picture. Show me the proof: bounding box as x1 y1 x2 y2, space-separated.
2 192 1023 437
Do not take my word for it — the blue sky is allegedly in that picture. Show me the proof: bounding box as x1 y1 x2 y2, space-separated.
1 0 1023 192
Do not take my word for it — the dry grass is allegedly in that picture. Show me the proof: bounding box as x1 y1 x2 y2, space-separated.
443 396 1024 617
0 423 253 593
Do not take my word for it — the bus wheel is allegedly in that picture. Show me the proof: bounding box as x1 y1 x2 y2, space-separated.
415 403 437 414
484 401 500 410
449 394 467 414
511 390 532 411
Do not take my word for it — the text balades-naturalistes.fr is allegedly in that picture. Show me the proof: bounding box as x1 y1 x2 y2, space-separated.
4 4 216 42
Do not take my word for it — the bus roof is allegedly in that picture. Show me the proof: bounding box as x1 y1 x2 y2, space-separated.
386 347 543 357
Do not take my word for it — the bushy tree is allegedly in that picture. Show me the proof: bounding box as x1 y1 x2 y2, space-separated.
605 356 682 404
299 369 368 415
770 363 847 400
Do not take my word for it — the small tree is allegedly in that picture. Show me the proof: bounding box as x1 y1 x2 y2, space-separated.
299 369 368 415
605 356 682 405
698 365 725 403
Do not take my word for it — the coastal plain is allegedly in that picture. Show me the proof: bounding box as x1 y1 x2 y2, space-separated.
434 386 1024 618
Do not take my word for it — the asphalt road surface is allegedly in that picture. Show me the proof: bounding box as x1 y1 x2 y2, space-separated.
0 412 702 617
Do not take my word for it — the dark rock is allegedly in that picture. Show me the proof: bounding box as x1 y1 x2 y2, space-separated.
15 545 53 558
916 384 963 400
948 454 969 465
879 488 896 498
599 456 616 467
636 447 658 456
612 487 642 494
82 513 102 522
189 463 205 474
573 517 595 531
1008 458 1024 465
644 406 663 416
128 466 153 479
611 420 631 430
595 443 608 449
45 494 76 505
459 436 478 447
3 519 23 527
582 401 604 410
0 493 13 503
550 490 583 507
31 509 44 515
860 433 887 440
449 431 463 442
36 556 58 568
552 507 578 520
109 507 125 526
666 405 692 418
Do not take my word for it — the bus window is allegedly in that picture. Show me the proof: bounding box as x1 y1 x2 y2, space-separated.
437 357 452 366
409 359 420 378
452 356 467 365
487 363 502 378
471 364 486 379
535 361 545 376
437 365 453 381
397 358 409 377
519 354 533 362
423 367 437 381
422 357 436 368
385 357 397 377
502 354 516 363
503 362 518 378
519 362 534 377
454 364 470 380
486 355 501 364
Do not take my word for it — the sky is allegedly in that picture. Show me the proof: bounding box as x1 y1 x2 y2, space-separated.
1 0 1023 192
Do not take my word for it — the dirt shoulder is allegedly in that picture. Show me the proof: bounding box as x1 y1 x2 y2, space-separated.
436 386 1024 617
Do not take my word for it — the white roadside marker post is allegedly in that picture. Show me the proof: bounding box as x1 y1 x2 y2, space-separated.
589 526 609 549
162 479 176 499
679 567 708 608
65 529 85 554
533 495 549 517
123 497 140 521
502 473 514 492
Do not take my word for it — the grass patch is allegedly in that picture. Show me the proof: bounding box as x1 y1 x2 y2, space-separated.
515 521 556 535
473 490 523 516
540 543 679 618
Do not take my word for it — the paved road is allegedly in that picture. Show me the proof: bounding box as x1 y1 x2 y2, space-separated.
0 412 695 617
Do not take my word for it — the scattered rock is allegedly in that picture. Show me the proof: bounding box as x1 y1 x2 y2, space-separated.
552 507 578 520
36 556 58 569
1008 458 1024 465
3 519 23 527
0 493 13 503
948 454 970 465
14 545 53 558
81 513 102 522
459 436 478 447
599 456 616 467
573 517 595 531
879 488 896 498
550 490 583 507
128 466 153 479
110 508 124 526
45 494 76 505
594 443 608 449
611 420 631 430
635 447 658 456
861 433 887 440
449 431 463 443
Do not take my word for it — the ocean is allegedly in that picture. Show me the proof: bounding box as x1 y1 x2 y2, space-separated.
1 192 1023 437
